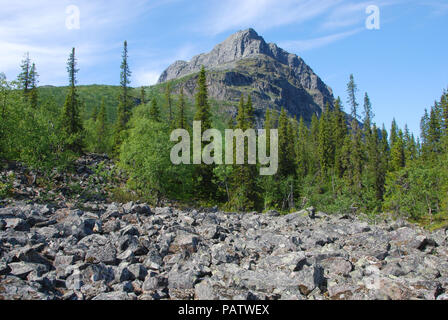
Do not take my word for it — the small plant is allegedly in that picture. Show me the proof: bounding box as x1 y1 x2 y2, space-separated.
0 173 14 199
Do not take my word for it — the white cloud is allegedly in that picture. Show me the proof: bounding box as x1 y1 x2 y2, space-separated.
202 0 342 35
279 28 363 52
134 70 161 86
0 0 167 84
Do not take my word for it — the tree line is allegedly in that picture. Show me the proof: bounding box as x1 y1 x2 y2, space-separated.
0 42 447 227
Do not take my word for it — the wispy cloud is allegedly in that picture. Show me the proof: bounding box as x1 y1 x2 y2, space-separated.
279 28 363 52
0 0 169 84
202 0 342 35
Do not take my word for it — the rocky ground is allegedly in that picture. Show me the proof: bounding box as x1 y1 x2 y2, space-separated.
1 156 448 300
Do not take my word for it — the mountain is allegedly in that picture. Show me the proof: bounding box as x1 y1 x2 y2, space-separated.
158 28 334 126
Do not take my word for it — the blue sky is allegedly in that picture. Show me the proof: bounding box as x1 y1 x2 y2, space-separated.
0 0 447 135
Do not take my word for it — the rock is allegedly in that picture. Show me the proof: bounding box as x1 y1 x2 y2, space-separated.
8 262 49 279
85 242 117 265
127 264 148 281
0 219 6 230
4 218 30 231
93 292 135 300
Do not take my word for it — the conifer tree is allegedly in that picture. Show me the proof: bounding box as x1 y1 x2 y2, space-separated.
229 94 259 211
194 66 212 131
331 97 347 177
61 48 83 153
18 52 31 98
165 82 173 122
176 87 187 130
278 108 295 177
29 63 39 109
318 103 333 177
193 66 215 199
115 41 132 149
345 75 363 190
296 117 309 180
390 129 405 171
149 98 161 122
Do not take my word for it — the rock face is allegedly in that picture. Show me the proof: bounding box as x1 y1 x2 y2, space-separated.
1 201 447 300
158 28 334 126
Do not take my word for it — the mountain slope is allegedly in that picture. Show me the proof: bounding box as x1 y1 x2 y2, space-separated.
158 28 334 125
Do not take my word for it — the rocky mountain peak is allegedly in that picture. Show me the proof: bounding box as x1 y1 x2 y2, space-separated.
157 28 335 125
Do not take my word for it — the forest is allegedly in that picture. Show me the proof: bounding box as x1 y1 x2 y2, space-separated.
1 42 447 230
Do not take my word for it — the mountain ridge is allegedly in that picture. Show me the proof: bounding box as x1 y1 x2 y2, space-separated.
158 28 335 125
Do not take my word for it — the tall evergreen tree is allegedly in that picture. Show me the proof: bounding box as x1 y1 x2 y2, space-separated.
29 63 39 109
193 66 215 199
61 48 83 153
149 98 161 122
318 103 333 177
18 52 31 98
115 41 132 149
176 87 187 130
165 82 173 122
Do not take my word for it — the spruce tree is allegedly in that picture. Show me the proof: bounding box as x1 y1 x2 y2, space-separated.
296 117 309 178
176 87 187 130
390 129 405 171
318 103 333 178
278 108 295 177
165 82 173 122
29 63 39 109
115 41 132 149
18 52 31 98
149 98 161 122
229 94 259 211
61 48 83 153
194 66 212 130
193 66 215 199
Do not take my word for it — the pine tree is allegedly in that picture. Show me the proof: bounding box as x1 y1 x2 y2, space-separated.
176 87 187 130
115 41 132 149
29 63 39 109
264 108 272 151
345 75 363 190
18 52 31 98
61 48 83 153
194 66 212 131
193 66 215 199
149 98 161 122
363 93 373 139
296 117 309 180
347 74 359 122
390 128 405 171
427 103 442 156
245 95 254 127
331 97 347 177
278 108 295 177
318 103 333 177
165 82 173 122
229 94 259 211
